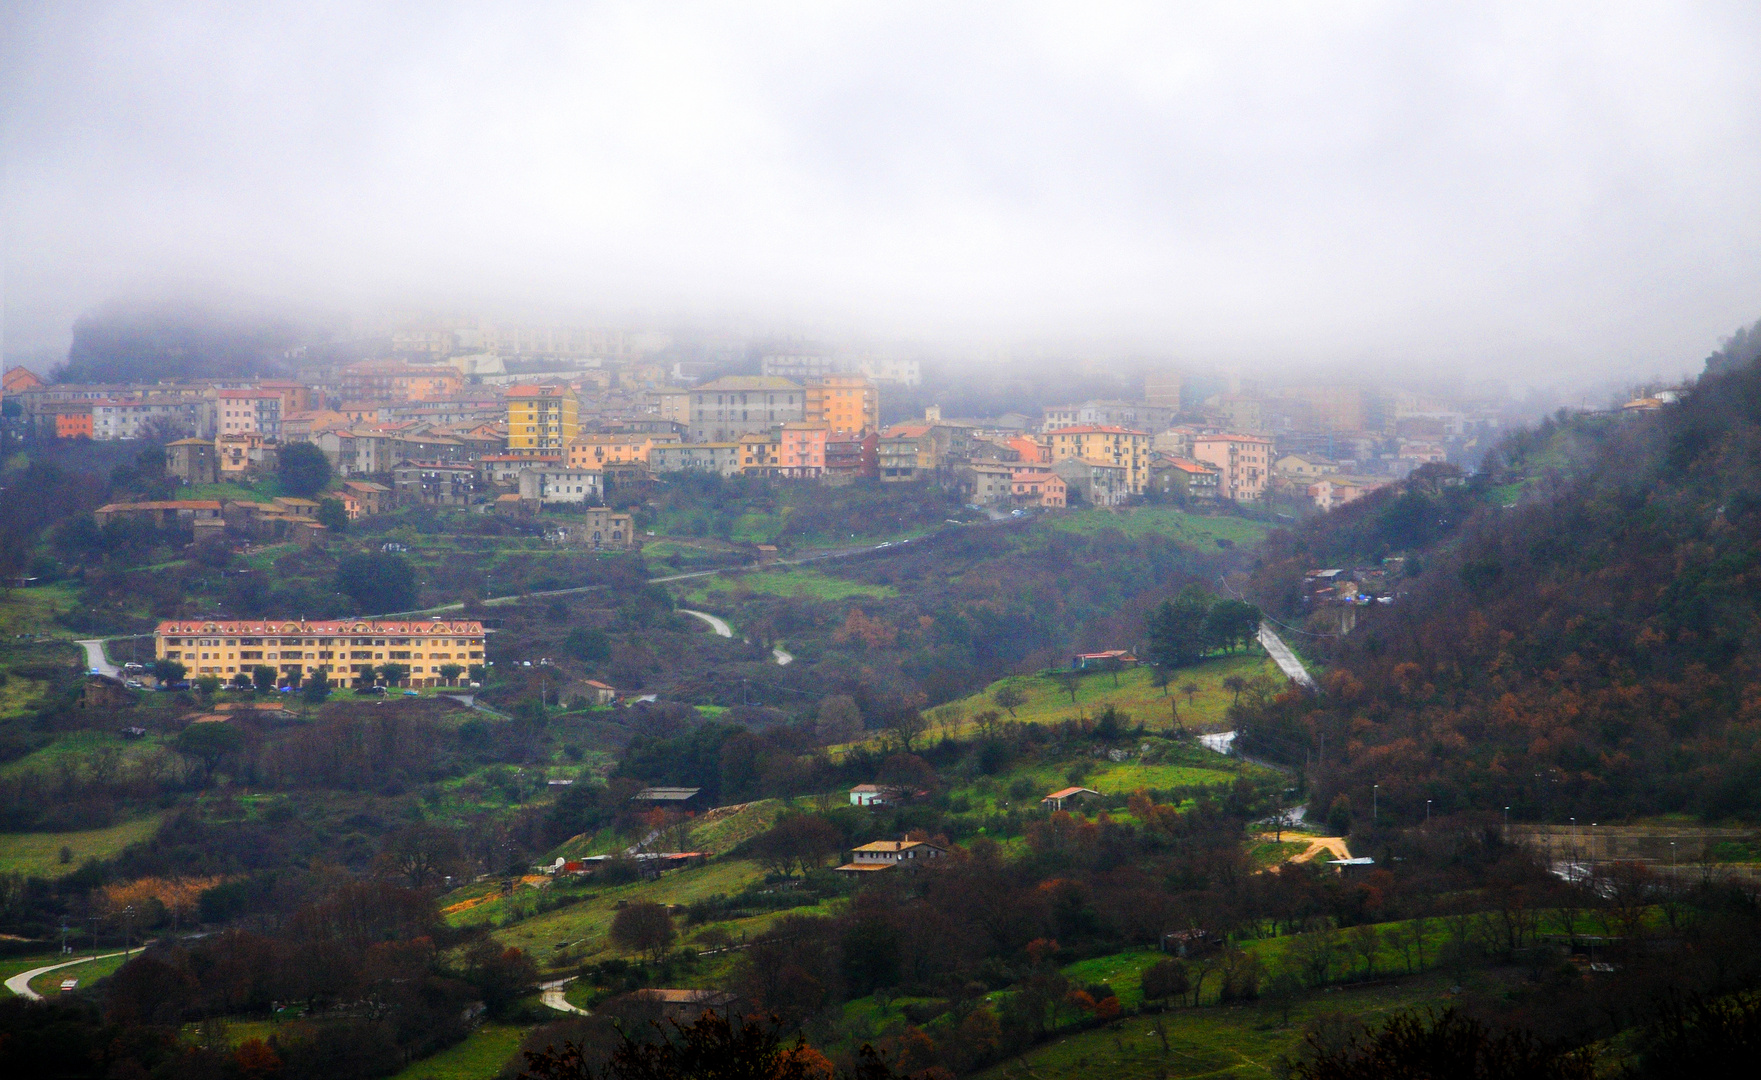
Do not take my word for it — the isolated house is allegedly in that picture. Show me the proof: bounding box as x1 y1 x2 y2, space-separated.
1041 787 1102 811
834 839 947 875
848 783 890 807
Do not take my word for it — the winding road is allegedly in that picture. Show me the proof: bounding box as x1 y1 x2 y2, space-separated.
1257 624 1317 690
5 952 125 1000
540 977 588 1015
679 610 731 637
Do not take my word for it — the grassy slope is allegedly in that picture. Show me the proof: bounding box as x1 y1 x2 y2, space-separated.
1046 507 1269 547
0 584 83 638
388 1022 531 1080
478 859 768 965
862 654 1280 748
27 951 131 996
684 569 898 605
0 814 166 878
972 974 1457 1080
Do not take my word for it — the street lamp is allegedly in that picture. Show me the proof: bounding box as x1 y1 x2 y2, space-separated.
1504 806 1511 831
1373 783 1379 826
123 904 135 957
1426 799 1432 826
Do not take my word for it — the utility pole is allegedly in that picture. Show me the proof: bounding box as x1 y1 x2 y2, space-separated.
123 905 135 957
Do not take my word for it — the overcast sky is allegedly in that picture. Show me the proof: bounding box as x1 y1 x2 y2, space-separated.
4 2 1760 381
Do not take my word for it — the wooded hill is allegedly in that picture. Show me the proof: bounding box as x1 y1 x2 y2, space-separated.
1243 346 1761 823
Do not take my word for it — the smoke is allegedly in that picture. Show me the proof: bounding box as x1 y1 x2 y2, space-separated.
5 2 1761 380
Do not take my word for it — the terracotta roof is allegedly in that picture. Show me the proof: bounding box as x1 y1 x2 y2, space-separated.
156 618 483 635
851 839 943 853
1050 425 1151 436
98 500 223 512
1043 787 1100 800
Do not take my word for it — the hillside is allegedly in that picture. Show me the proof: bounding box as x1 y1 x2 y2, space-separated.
1242 353 1761 823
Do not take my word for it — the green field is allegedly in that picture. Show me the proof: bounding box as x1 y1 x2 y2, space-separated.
890 653 1280 746
27 950 132 996
0 584 84 638
954 757 1238 815
1046 507 1269 547
389 1023 531 1080
683 568 898 604
0 814 166 878
973 973 1458 1080
477 859 768 965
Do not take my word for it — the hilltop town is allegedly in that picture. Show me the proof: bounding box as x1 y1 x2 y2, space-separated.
1 319 1559 539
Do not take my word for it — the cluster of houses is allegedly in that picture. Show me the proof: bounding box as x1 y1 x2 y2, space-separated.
3 341 1576 516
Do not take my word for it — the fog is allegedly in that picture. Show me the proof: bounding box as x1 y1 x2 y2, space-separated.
5 2 1761 380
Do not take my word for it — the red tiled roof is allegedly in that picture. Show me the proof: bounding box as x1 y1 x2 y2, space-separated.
156 619 484 635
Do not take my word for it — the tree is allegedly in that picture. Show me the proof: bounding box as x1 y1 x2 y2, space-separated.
335 552 418 614
316 498 348 533
278 441 331 498
1146 588 1213 668
1287 1008 1595 1080
231 672 253 690
174 722 241 783
1141 958 1189 1005
381 823 466 887
1182 681 1200 708
196 675 222 699
302 669 331 704
1223 675 1247 706
151 658 186 686
378 662 409 687
563 626 611 663
993 684 1026 717
519 1009 855 1080
814 695 863 743
1101 655 1124 687
252 665 277 694
1054 669 1083 704
609 901 676 962
1349 923 1379 980
438 663 464 686
468 664 487 684
885 709 928 753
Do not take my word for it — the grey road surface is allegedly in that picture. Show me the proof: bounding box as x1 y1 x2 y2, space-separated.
1257 624 1317 690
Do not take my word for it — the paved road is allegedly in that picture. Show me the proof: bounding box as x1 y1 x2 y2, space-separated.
5 952 126 1000
1257 624 1317 690
540 977 588 1015
76 640 119 678
679 610 732 637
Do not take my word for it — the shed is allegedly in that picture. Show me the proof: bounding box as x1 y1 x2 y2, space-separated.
631 786 705 809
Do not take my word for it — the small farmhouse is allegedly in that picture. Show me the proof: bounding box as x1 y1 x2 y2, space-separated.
1041 786 1102 811
834 838 947 875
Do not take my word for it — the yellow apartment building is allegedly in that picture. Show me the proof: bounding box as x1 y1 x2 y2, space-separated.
1047 425 1153 494
156 617 486 687
507 385 579 451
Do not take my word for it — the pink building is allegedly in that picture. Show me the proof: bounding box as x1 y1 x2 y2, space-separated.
1192 433 1272 502
779 422 829 478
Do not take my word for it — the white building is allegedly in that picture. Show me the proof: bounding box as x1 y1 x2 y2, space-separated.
517 468 604 505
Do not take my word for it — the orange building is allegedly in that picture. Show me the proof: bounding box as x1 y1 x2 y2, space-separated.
52 403 94 439
1007 434 1049 463
739 432 781 476
566 432 678 469
805 376 879 436
3 366 44 396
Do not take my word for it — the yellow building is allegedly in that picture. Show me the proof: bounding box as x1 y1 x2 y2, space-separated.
1047 425 1153 494
805 376 880 436
506 385 579 451
566 432 679 469
155 617 486 688
739 432 781 476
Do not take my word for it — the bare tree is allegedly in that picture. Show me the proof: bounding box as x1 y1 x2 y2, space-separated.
1349 923 1379 980
992 684 1026 717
